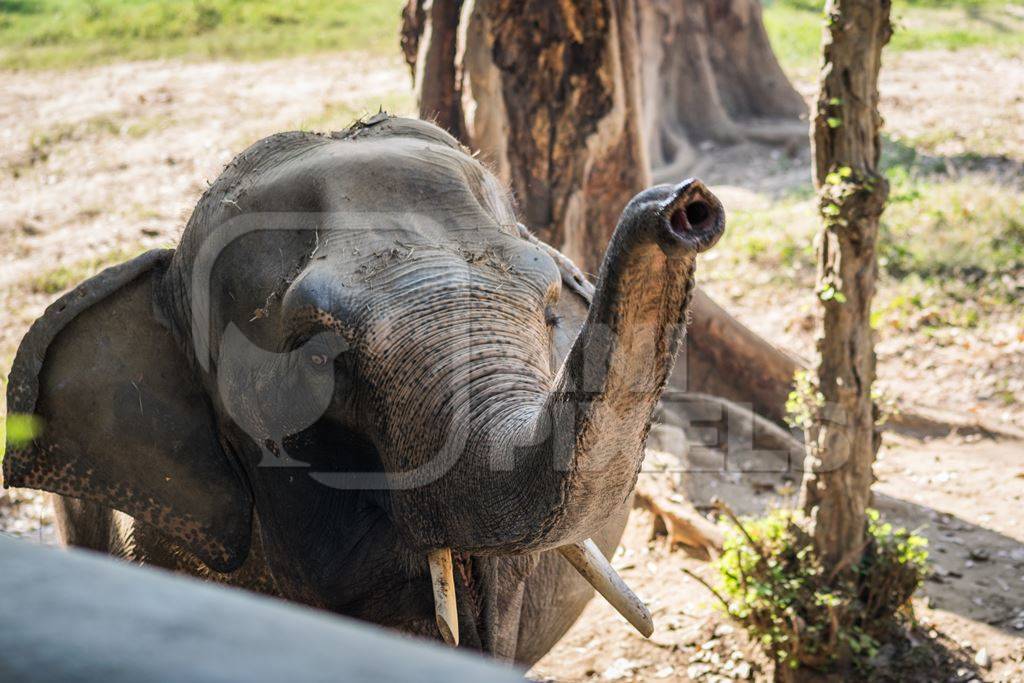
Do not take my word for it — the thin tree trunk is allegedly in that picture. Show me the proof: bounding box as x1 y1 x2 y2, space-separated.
799 0 892 567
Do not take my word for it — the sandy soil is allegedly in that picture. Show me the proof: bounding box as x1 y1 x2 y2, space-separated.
1 48 1022 681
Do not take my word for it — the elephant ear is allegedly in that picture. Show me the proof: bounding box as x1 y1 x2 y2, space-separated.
4 250 252 573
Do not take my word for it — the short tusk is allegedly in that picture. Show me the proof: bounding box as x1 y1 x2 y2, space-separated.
427 548 459 646
558 539 654 638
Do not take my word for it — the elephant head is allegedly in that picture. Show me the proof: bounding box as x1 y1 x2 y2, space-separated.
4 117 723 655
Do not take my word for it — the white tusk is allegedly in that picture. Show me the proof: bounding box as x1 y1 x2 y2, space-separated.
558 539 654 638
427 548 459 646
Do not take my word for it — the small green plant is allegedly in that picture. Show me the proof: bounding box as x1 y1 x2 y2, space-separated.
705 505 928 673
785 369 824 431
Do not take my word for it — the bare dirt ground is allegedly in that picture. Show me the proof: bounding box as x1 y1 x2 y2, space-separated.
531 437 1024 682
1 48 1022 681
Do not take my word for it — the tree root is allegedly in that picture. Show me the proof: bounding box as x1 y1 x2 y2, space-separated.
636 449 724 560
886 404 1024 441
680 289 1022 442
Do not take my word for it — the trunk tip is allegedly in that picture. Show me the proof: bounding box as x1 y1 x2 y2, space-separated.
665 179 725 252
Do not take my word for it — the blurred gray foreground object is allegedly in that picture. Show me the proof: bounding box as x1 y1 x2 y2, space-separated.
0 535 522 682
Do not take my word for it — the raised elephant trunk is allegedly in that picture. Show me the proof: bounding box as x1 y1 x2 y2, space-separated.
405 180 722 548
417 179 724 640
525 179 722 542
271 170 723 642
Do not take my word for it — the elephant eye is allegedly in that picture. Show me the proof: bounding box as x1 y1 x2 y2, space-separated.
310 354 328 366
545 306 561 327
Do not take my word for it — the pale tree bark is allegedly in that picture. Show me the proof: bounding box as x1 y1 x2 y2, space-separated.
799 0 892 567
635 0 807 182
400 0 807 425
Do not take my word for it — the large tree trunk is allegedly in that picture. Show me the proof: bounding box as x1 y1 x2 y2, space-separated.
635 0 807 182
401 0 805 424
457 0 651 271
681 288 802 424
799 0 892 566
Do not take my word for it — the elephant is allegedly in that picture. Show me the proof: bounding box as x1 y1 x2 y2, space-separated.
3 116 724 664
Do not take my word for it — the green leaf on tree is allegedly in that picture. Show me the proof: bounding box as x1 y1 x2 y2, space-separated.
819 285 847 303
827 166 854 185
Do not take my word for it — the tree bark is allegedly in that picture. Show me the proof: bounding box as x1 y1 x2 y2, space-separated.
679 288 803 425
459 0 651 271
403 0 808 182
400 0 808 425
799 0 892 567
635 0 807 182
400 0 466 138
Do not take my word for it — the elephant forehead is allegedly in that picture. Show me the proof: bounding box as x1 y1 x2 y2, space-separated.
312 137 517 230
313 224 558 283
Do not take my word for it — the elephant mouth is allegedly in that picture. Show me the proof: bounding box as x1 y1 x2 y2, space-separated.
418 544 652 655
425 543 652 647
271 413 654 646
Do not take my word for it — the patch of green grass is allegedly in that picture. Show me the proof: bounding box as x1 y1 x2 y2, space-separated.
894 127 1023 161
880 177 1024 287
763 0 1024 73
762 4 824 75
27 247 146 295
5 0 1020 74
872 174 1024 331
124 113 176 138
0 0 405 70
891 5 1024 53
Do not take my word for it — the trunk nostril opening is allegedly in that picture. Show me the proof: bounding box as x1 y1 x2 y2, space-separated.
669 200 713 235
684 200 711 228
